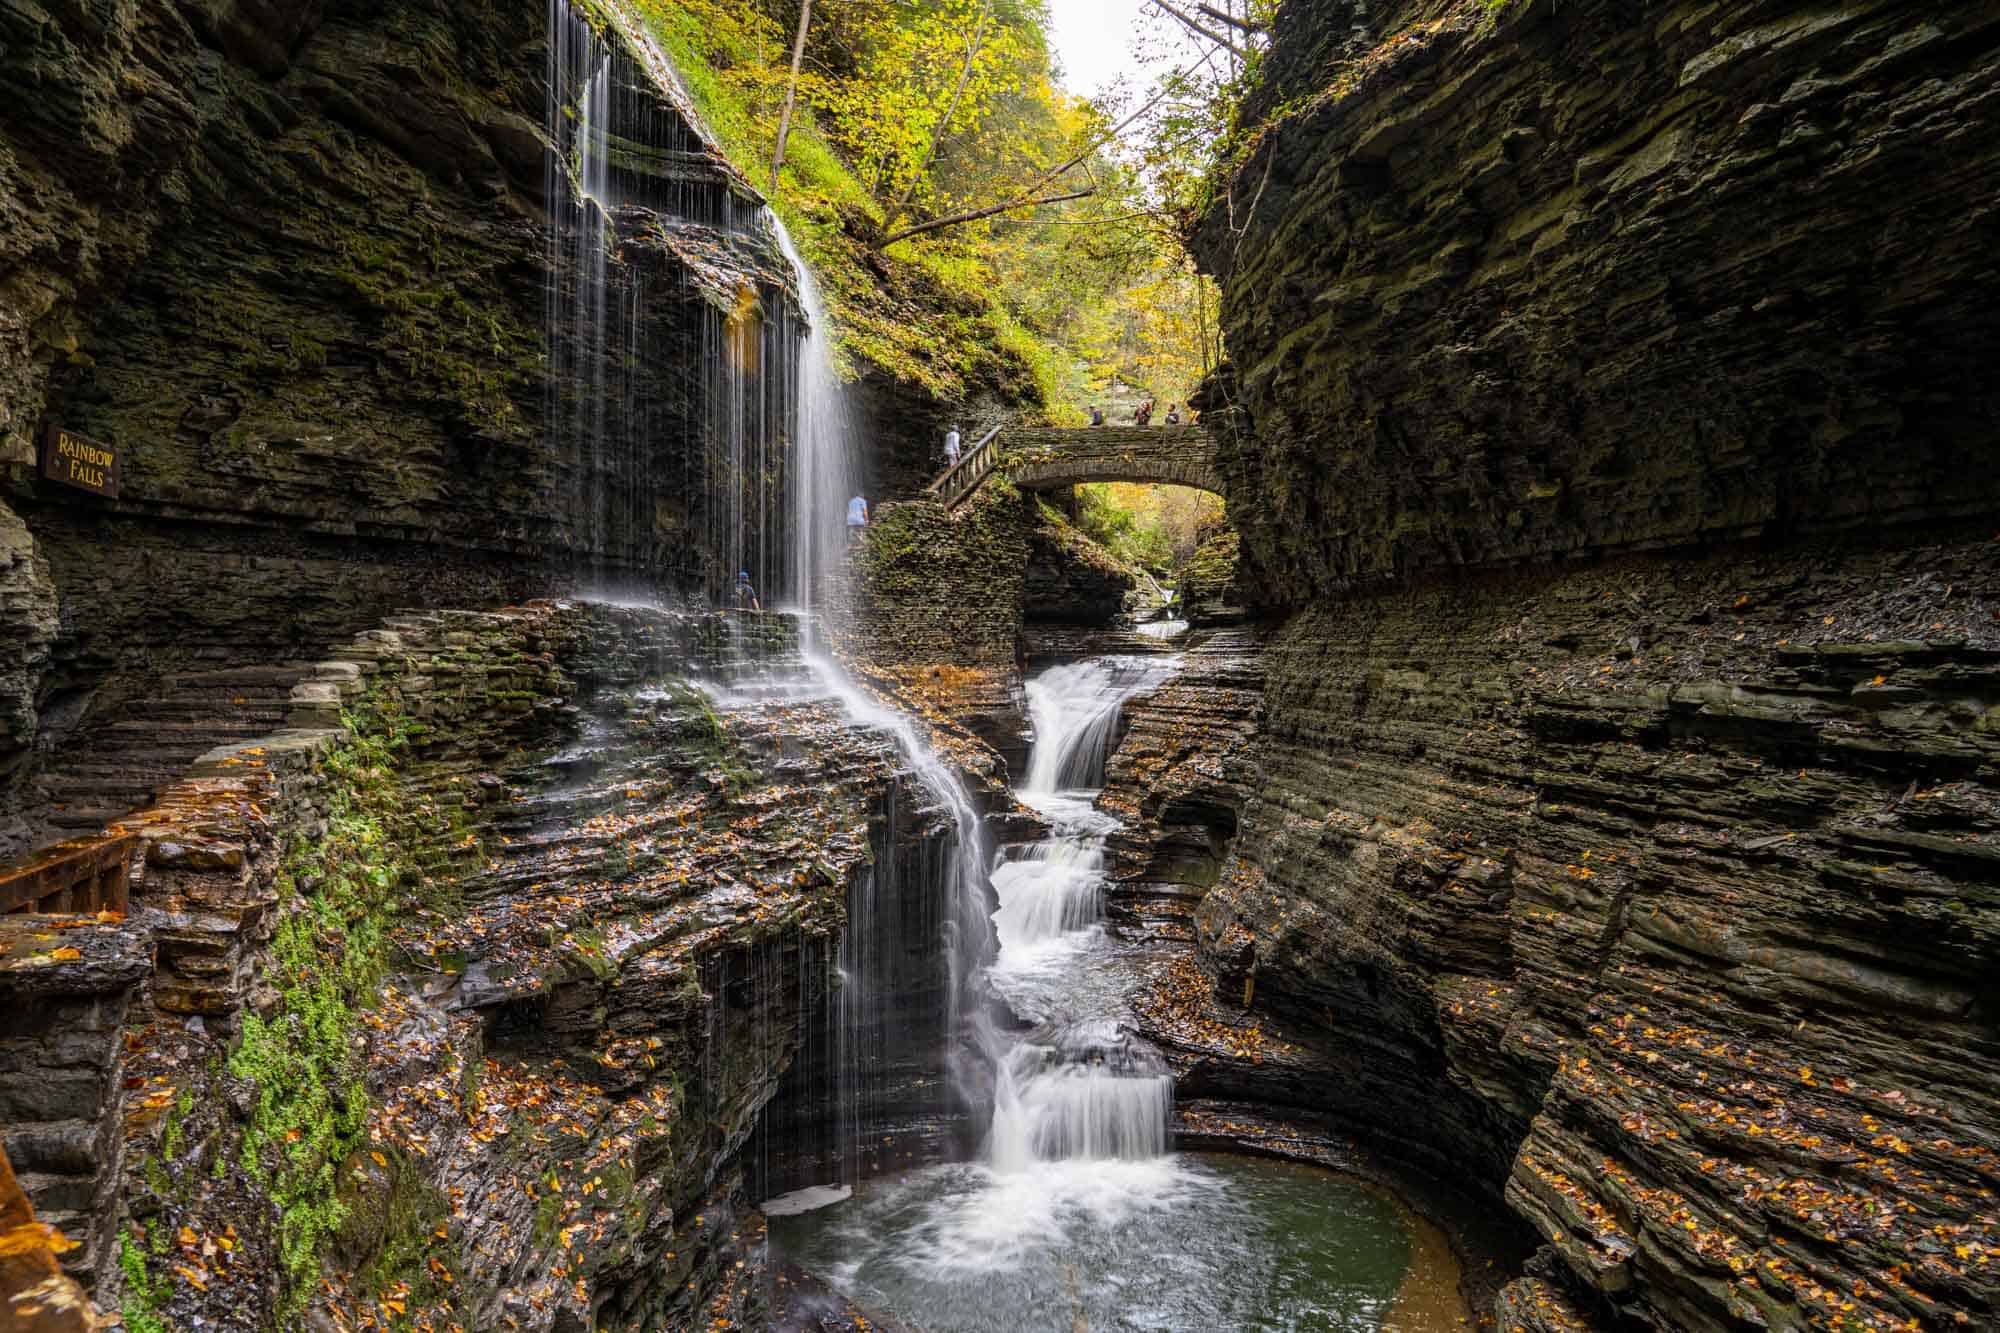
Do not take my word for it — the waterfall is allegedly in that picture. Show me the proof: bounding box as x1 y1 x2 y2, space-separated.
984 656 1181 1170
546 0 1200 1219
764 167 995 1190
987 1021 1175 1170
991 829 1108 949
769 656 1439 1324
1022 657 1183 795
994 656 1183 965
544 0 797 597
546 0 997 1195
771 223 859 624
544 8 611 565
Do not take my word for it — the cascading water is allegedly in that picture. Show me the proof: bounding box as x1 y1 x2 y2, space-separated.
1021 656 1183 797
772 183 994 1085
771 655 1437 1330
774 223 861 626
984 655 1183 1171
545 0 799 596
545 0 995 1197
985 1021 1174 1169
764 186 997 1194
774 651 1202 1300
987 657 1183 1000
547 10 1460 1324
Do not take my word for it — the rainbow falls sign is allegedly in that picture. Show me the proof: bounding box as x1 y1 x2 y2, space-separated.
40 425 120 498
